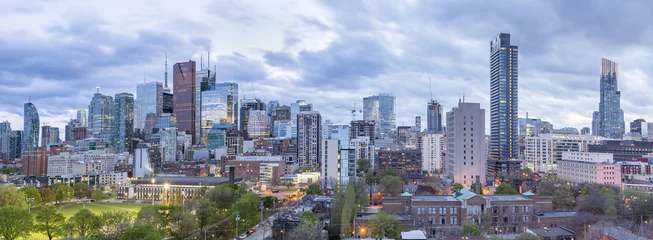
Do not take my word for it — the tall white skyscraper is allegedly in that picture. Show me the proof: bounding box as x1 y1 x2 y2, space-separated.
446 101 485 189
422 133 445 174
135 82 163 130
76 109 87 127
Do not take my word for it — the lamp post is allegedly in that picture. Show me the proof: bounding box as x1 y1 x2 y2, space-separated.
26 198 34 213
235 212 241 237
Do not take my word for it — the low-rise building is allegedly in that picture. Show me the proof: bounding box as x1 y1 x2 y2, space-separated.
226 155 286 182
557 152 621 186
117 176 238 200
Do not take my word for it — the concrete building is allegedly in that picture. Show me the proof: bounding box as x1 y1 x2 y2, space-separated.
227 155 286 182
557 152 621 186
321 139 339 185
378 149 422 177
134 145 152 178
297 111 322 171
247 110 270 138
588 140 653 162
422 133 445 174
523 134 606 173
446 101 485 189
118 176 237 200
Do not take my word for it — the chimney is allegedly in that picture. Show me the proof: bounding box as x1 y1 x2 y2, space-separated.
228 166 235 184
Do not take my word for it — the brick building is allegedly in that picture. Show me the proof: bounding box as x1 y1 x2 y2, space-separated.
378 149 423 176
226 155 286 182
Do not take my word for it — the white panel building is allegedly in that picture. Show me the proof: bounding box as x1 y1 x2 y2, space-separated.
422 133 445 174
558 152 621 186
524 134 606 173
446 101 485 189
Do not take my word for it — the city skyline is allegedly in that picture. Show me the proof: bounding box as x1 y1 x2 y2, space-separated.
2 1 653 135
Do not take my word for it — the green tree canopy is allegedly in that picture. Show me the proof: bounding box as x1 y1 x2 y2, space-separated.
135 206 165 232
35 206 65 240
341 182 357 238
306 183 323 195
368 210 403 239
0 185 27 208
537 177 574 210
91 189 104 201
460 223 481 236
452 183 464 192
288 213 326 240
300 211 318 224
357 159 371 174
296 166 311 173
516 232 541 240
261 196 278 209
230 192 261 231
74 182 92 199
0 206 33 240
39 188 56 204
50 183 73 204
495 182 519 194
20 186 43 207
99 211 134 240
195 198 215 230
66 208 102 239
167 210 198 239
379 175 404 197
120 224 162 240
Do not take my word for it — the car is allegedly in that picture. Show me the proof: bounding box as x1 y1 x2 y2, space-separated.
249 229 256 233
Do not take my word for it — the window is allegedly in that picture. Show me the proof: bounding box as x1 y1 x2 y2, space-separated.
523 206 530 212
429 217 436 225
440 207 446 215
441 218 446 225
514 206 519 213
418 207 424 215
429 207 436 215
450 216 458 225
451 207 457 214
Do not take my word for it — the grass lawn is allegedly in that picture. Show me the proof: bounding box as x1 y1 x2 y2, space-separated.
29 202 148 240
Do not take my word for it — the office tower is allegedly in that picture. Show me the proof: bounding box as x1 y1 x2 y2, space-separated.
213 82 239 125
273 120 292 138
630 119 646 134
490 33 519 161
415 116 421 132
65 119 80 142
581 127 591 135
135 82 163 130
0 122 10 160
591 111 600 136
8 131 22 160
397 126 411 144
88 90 115 144
422 133 445 174
0 121 9 134
239 98 266 133
267 101 279 118
162 92 174 114
200 90 228 145
446 100 485 189
41 125 51 147
275 105 291 121
72 127 87 141
350 120 375 145
173 61 197 143
23 102 40 152
49 127 60 144
524 134 605 173
297 111 322 171
114 93 134 153
195 66 216 144
427 100 443 133
595 58 625 139
517 116 552 137
363 94 396 138
76 109 87 127
247 110 271 138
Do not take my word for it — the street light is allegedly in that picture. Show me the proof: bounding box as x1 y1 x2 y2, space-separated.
26 198 34 213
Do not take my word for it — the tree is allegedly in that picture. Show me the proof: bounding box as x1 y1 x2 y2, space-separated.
91 189 105 202
285 182 296 189
341 182 358 237
460 223 481 236
66 208 102 239
50 183 74 204
136 206 166 232
206 184 238 210
306 183 323 195
452 183 464 192
296 166 311 173
288 211 325 240
20 186 43 207
0 206 33 240
357 158 371 174
35 206 65 240
167 210 198 239
121 224 163 240
100 211 134 240
261 196 278 209
300 211 318 223
537 177 574 210
495 182 519 194
368 210 403 239
39 188 56 204
329 189 344 239
516 232 541 240
196 199 215 230
74 182 92 199
0 185 27 208
230 192 261 232
379 175 404 197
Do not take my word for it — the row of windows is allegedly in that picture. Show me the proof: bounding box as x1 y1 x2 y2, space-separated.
417 207 458 215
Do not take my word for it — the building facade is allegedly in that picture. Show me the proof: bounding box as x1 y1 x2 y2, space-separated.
593 58 625 139
23 102 40 152
378 149 422 176
363 94 396 139
422 133 445 174
114 93 134 153
247 110 270 138
173 61 197 144
297 111 322 171
446 101 486 189
88 91 115 144
490 33 519 161
135 82 163 130
557 152 621 186
524 134 606 173
427 100 443 133
588 140 653 162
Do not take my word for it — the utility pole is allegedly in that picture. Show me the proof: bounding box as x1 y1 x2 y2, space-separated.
236 212 240 237
26 198 34 213
260 200 264 223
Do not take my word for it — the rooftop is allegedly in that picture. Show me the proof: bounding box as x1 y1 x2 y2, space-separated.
485 195 532 201
133 177 236 186
401 230 427 240
536 211 577 218
452 189 481 201
528 227 576 238
411 195 459 202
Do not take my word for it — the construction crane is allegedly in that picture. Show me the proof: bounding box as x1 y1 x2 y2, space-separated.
335 103 362 122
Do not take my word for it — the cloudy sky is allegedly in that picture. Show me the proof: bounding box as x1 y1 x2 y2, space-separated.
2 0 653 135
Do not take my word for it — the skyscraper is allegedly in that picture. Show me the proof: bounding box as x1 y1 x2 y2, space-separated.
490 33 519 161
173 60 197 143
631 119 646 134
214 82 239 125
239 98 266 133
163 55 174 114
415 116 421 132
446 101 485 189
297 111 322 171
135 82 163 130
41 125 51 147
290 100 312 138
592 111 600 136
77 109 87 127
247 110 271 138
363 93 396 139
195 66 216 144
595 58 625 139
88 90 115 144
23 102 40 152
114 93 134 153
427 100 443 133
65 119 80 142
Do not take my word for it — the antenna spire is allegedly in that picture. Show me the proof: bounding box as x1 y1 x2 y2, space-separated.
96 86 100 93
462 88 465 102
164 53 170 92
429 77 433 101
201 53 204 70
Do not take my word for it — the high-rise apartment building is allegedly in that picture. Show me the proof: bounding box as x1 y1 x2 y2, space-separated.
422 133 445 174
297 111 321 171
446 101 485 189
77 109 87 127
114 93 134 153
524 134 606 173
427 100 443 133
65 119 80 142
593 58 625 139
23 102 40 152
350 120 375 146
630 119 646 134
275 105 291 121
247 110 270 138
290 100 312 138
363 94 396 138
592 111 600 136
88 91 115 144
490 33 519 161
135 82 163 130
173 61 197 143
239 99 266 133
41 125 51 147
415 116 421 132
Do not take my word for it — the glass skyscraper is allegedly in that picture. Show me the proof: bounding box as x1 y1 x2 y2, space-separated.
593 58 625 139
135 82 163 130
427 100 443 133
114 92 134 153
173 61 197 143
363 93 395 139
23 102 40 152
200 90 228 145
88 91 115 144
214 82 239 125
77 109 87 127
490 33 518 161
